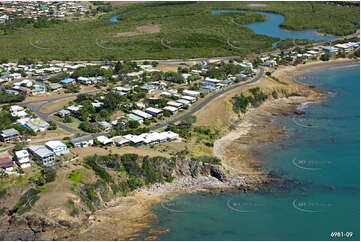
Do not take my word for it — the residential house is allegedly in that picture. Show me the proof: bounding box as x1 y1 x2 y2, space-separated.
60 78 75 85
126 113 144 124
203 78 221 88
15 150 31 168
96 136 113 146
110 136 129 146
70 134 96 147
136 102 146 109
91 101 104 110
25 119 49 132
57 109 71 118
176 99 191 107
67 105 83 114
145 107 163 117
49 83 62 91
163 106 178 114
161 91 171 98
183 90 201 97
261 60 277 67
77 76 92 85
9 73 21 80
160 131 180 141
10 105 27 118
132 110 153 120
322 46 338 54
99 121 112 130
335 43 354 52
31 85 46 95
45 140 69 156
167 101 183 109
123 134 144 146
0 128 20 142
28 145 55 166
113 86 131 96
0 155 14 173
181 95 197 104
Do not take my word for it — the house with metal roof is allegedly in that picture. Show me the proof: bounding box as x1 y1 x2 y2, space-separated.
110 136 129 146
45 140 69 156
145 107 163 117
27 145 55 166
183 90 201 97
70 134 99 147
96 135 113 146
163 106 178 114
25 118 49 132
57 109 71 118
60 78 75 85
123 134 144 146
132 109 153 120
0 155 14 173
126 113 144 124
0 128 20 142
15 150 31 169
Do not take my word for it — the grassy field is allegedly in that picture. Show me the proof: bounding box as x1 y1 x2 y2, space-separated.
0 1 359 61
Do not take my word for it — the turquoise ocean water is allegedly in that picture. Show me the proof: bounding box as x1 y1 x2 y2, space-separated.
149 64 360 241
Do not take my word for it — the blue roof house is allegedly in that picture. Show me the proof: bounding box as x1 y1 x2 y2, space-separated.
60 78 75 85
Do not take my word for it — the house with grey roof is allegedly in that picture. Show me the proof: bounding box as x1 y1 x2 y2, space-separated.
0 128 20 142
57 109 71 118
27 145 55 166
70 134 99 147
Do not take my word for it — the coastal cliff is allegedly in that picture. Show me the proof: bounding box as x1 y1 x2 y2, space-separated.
0 59 358 241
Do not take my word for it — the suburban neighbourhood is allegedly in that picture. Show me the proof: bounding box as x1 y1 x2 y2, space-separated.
0 1 359 241
0 37 359 175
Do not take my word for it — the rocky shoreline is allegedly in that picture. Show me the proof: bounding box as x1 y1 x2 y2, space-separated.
0 59 358 241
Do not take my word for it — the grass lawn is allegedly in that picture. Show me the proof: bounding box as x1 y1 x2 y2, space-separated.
51 115 86 134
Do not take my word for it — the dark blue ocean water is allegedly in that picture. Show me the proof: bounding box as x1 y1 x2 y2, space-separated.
151 64 360 241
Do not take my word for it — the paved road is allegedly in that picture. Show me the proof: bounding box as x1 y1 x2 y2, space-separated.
21 88 107 135
150 67 265 130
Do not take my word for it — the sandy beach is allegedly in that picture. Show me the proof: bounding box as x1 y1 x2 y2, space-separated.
62 58 359 241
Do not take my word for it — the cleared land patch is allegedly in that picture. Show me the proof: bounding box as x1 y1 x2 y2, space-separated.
115 24 161 37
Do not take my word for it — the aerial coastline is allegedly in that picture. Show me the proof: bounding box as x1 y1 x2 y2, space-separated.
72 58 359 241
0 1 359 241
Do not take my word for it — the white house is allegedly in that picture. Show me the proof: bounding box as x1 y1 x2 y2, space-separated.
45 141 69 156
123 134 144 146
181 95 197 103
183 90 201 97
96 136 113 146
176 99 191 106
70 134 94 147
15 150 31 168
167 101 183 109
132 110 153 120
163 106 178 114
145 107 163 117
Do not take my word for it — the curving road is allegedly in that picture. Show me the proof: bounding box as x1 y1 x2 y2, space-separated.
21 64 264 136
21 88 107 135
150 67 264 130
